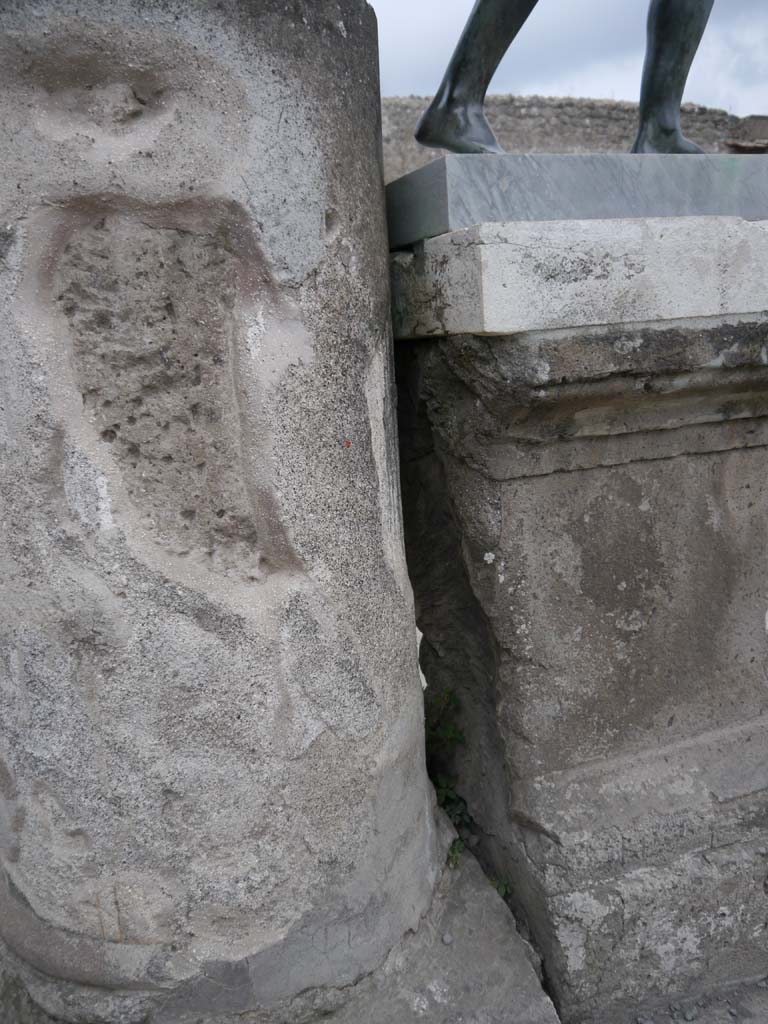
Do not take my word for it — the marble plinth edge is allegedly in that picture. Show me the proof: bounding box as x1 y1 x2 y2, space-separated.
386 153 768 250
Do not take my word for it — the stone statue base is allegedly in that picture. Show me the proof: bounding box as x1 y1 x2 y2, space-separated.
390 163 768 1021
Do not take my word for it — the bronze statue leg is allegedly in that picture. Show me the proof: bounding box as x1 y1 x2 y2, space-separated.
632 0 715 153
416 0 715 157
415 0 541 154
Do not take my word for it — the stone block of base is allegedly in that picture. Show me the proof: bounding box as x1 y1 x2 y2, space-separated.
393 209 768 1022
391 215 768 339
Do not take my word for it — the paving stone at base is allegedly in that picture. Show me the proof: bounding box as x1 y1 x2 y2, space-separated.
630 978 768 1024
326 852 560 1024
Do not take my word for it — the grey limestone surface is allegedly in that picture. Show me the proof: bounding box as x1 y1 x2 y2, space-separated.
0 1 445 1021
397 315 768 1022
386 154 768 248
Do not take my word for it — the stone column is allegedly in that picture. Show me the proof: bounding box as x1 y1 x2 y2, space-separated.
392 161 768 1023
0 2 444 1020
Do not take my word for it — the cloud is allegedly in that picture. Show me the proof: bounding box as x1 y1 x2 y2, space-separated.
372 0 767 115
686 11 768 114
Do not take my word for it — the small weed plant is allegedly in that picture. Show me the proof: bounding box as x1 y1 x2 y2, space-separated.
447 838 465 869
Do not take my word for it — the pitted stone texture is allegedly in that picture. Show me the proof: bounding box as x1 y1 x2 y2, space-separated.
52 199 302 582
0 1 442 1021
391 216 768 339
397 320 768 1023
386 154 768 249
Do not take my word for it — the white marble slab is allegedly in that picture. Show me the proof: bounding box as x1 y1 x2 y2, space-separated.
387 154 768 249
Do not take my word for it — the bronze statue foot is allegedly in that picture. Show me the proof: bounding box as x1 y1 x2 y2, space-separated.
416 99 505 155
631 122 704 154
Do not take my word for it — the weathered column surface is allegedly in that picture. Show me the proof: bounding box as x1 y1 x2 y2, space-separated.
0 2 445 1021
392 171 768 1024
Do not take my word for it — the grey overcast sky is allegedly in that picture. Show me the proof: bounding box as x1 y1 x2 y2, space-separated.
371 0 767 116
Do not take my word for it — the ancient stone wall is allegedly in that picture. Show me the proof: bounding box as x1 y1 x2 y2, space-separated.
382 96 743 181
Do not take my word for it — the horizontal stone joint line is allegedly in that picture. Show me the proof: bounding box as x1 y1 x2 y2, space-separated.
521 713 768 787
478 432 768 482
